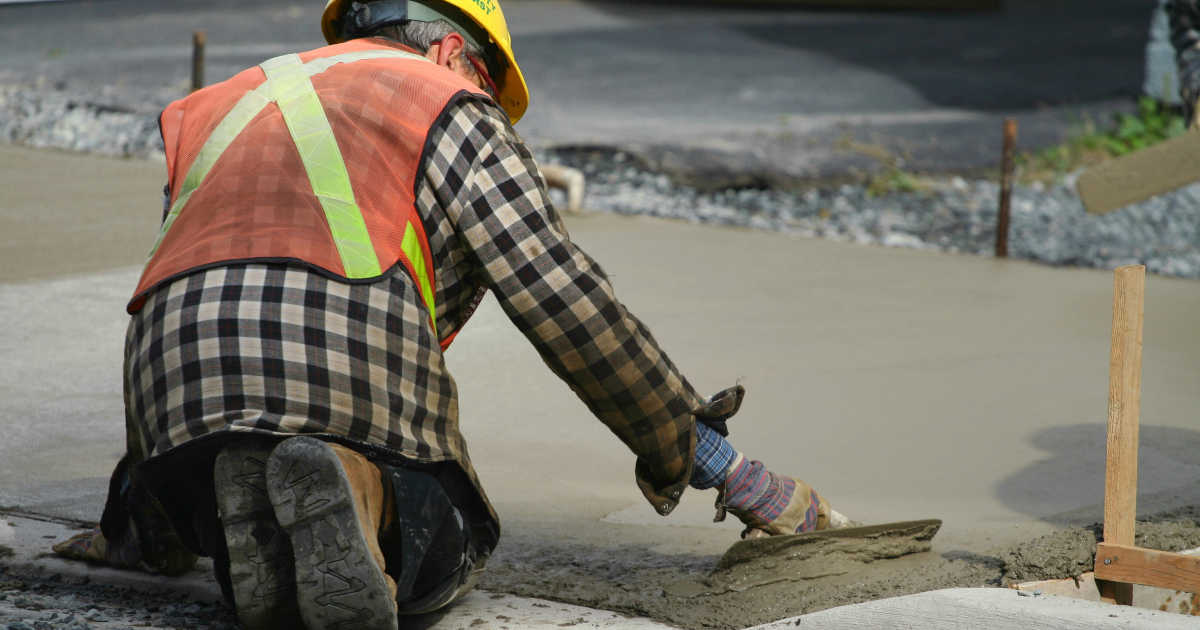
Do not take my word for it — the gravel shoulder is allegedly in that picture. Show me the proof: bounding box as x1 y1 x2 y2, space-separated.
540 147 1200 282
2 83 1195 283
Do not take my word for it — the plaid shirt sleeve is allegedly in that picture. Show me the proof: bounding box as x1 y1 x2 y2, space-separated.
423 98 706 515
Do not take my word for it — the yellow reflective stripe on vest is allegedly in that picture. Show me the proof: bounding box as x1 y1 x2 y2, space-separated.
401 222 437 326
146 48 442 334
261 55 381 280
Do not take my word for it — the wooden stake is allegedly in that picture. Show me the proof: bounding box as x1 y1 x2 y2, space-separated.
191 30 206 93
995 118 1017 258
1099 265 1145 606
1096 543 1200 593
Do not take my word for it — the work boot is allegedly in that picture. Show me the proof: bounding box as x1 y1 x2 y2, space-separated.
214 437 302 630
267 437 398 630
719 454 862 539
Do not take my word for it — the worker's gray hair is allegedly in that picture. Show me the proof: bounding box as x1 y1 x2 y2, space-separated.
368 19 483 78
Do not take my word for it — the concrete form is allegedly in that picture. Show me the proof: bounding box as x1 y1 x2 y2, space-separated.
755 588 1200 629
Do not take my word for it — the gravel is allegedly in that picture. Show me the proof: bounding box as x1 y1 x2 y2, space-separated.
1 82 1196 281
0 566 240 630
541 148 1200 281
0 84 169 160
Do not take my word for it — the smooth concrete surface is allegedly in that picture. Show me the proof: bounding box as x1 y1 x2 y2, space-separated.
0 145 164 283
3 145 1200 556
748 588 1200 629
450 217 1200 555
0 144 1199 551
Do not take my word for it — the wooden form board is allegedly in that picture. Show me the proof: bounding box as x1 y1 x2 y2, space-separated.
1077 130 1200 214
1093 266 1200 604
1096 543 1200 595
1014 568 1200 615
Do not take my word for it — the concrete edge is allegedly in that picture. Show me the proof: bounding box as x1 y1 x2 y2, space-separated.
746 588 1200 629
0 513 682 629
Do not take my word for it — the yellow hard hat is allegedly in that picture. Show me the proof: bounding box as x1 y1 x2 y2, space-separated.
322 0 529 124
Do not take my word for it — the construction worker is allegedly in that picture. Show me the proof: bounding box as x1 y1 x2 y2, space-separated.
52 1 857 627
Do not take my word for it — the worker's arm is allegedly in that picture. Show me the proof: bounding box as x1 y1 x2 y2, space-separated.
1168 0 1200 123
424 98 717 515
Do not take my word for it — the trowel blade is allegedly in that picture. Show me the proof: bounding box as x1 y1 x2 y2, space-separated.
715 519 943 571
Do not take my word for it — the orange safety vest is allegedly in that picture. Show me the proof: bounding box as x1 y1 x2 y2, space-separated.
129 39 490 348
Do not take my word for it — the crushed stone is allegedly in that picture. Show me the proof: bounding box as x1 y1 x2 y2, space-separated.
0 83 169 160
1 83 1196 282
0 565 238 630
541 147 1200 282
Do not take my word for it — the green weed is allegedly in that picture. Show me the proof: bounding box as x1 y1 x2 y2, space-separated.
1019 97 1187 183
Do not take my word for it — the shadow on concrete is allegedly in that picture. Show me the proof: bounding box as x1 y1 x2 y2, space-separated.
996 423 1200 527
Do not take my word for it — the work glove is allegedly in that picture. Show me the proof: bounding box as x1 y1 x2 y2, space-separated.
716 455 861 538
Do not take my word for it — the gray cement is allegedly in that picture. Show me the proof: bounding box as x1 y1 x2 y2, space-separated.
4 146 1200 625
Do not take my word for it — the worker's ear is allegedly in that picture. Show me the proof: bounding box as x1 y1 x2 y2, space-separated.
435 32 467 71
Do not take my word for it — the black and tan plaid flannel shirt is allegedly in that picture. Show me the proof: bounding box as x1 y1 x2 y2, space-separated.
125 96 727 532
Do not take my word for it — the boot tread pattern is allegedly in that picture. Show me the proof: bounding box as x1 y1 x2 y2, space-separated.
268 437 397 630
215 441 299 629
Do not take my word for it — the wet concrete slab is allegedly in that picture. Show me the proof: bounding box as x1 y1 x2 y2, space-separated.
3 145 1200 625
4 143 1200 547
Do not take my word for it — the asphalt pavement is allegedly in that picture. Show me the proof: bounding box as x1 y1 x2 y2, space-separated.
0 0 1156 185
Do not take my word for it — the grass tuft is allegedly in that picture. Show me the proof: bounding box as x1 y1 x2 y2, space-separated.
1019 97 1187 183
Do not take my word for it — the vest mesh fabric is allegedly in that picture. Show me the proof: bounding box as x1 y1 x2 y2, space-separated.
132 39 489 323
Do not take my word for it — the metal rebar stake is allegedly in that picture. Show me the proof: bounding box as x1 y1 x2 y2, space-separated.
192 30 206 93
996 118 1017 258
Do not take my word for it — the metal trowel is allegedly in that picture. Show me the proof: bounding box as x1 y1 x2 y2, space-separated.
664 520 943 597
716 519 943 572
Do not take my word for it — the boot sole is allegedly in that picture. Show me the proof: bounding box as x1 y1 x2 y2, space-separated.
213 438 299 629
267 437 397 630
